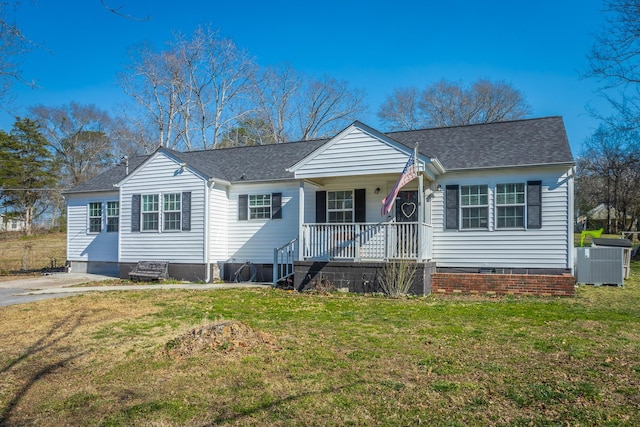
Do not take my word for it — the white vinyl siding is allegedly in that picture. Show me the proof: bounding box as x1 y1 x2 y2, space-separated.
119 153 205 264
433 167 572 270
67 192 119 262
294 127 418 178
228 182 300 263
208 185 229 262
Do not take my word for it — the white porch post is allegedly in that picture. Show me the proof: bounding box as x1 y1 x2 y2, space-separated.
418 173 424 261
298 179 305 261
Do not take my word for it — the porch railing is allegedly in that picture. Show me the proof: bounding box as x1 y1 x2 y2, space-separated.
302 222 432 261
273 238 297 286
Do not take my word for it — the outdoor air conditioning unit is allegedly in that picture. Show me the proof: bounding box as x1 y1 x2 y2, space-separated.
575 247 624 286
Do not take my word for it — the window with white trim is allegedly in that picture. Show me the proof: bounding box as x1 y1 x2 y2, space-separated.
142 194 159 231
106 201 119 232
460 185 488 229
163 193 181 230
328 191 353 223
496 183 525 228
88 202 102 233
249 194 271 219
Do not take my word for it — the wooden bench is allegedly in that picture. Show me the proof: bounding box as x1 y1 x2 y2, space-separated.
129 261 169 281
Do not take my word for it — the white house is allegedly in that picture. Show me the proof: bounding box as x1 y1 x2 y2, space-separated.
0 214 26 232
64 117 576 295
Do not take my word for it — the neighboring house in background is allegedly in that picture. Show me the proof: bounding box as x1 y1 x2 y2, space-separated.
577 203 637 232
64 116 576 296
0 214 26 232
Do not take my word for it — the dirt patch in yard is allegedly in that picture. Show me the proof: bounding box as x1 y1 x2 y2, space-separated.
164 320 278 358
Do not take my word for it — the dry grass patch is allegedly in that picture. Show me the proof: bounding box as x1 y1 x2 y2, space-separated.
164 320 279 358
0 232 66 273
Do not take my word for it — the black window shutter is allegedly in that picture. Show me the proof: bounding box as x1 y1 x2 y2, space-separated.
445 185 459 230
238 194 248 221
131 194 141 232
271 193 282 219
527 181 542 229
182 191 191 231
316 191 327 223
354 189 366 222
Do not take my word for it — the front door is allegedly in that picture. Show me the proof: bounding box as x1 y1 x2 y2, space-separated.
394 190 419 258
396 190 418 222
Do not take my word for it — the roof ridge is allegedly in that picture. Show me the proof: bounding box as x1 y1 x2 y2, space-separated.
385 116 563 135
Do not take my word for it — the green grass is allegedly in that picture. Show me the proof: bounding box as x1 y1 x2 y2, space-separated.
0 262 639 425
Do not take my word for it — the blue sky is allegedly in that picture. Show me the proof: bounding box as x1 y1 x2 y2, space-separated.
4 0 610 156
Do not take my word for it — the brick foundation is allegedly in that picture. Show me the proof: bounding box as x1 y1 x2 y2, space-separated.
431 272 576 297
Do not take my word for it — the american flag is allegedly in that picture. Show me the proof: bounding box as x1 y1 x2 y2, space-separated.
381 149 418 216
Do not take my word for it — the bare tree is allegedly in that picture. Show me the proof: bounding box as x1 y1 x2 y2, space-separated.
120 26 257 150
249 65 367 143
99 1 149 21
297 75 367 140
587 0 640 86
250 64 300 143
119 41 183 149
30 103 115 187
378 78 531 130
0 2 35 103
576 123 640 233
377 87 422 131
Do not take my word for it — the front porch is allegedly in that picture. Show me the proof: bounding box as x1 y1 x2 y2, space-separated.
302 222 433 261
273 222 434 286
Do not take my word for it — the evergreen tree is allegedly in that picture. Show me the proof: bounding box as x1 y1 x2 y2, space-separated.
0 118 59 235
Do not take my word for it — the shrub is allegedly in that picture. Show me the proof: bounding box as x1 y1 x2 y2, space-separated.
378 259 417 297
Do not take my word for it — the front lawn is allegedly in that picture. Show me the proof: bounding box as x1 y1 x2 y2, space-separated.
0 263 639 425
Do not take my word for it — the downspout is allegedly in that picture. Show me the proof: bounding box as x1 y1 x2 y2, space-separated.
204 179 214 283
568 166 576 275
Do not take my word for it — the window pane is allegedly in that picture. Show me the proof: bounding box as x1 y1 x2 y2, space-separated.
142 213 159 231
497 206 524 228
327 191 353 223
461 185 488 206
497 183 525 206
106 201 119 232
89 202 102 232
89 217 101 233
164 193 181 211
164 212 181 230
142 195 158 212
462 207 488 229
107 217 119 232
249 194 271 219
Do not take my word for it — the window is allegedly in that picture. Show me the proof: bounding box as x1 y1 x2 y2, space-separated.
106 201 119 232
142 194 159 231
496 183 525 228
163 193 181 230
460 185 488 229
89 202 102 233
328 191 353 223
249 194 271 219
238 193 281 220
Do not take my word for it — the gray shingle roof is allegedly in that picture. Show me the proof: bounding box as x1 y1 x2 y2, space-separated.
63 155 148 194
65 116 573 193
391 116 573 170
